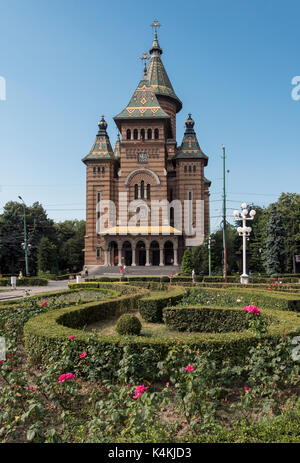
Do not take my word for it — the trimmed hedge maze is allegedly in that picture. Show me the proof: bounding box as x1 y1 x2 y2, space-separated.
21 282 300 379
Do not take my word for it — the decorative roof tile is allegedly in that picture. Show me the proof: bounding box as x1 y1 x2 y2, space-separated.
114 75 170 120
175 114 208 165
82 116 114 163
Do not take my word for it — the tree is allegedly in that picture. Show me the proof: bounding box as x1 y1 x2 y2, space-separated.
192 244 208 274
181 248 194 274
275 193 300 273
0 201 56 275
37 237 58 274
264 206 286 275
247 205 268 273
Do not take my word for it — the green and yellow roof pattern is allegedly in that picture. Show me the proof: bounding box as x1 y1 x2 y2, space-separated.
114 76 170 120
82 116 114 162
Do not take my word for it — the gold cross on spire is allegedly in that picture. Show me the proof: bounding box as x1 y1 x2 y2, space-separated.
151 19 161 38
140 51 149 74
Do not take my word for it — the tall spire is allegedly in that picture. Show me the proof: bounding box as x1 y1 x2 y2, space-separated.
147 19 182 112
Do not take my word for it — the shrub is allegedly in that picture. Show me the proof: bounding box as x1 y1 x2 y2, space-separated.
116 314 142 336
0 277 48 286
183 287 300 312
138 287 186 323
163 306 262 332
181 249 193 275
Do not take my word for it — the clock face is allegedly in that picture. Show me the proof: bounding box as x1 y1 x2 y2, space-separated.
138 152 147 163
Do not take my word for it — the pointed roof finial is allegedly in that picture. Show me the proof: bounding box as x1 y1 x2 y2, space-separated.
150 19 162 55
151 19 161 38
140 51 150 75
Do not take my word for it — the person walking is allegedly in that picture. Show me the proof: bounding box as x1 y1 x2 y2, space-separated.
192 269 195 283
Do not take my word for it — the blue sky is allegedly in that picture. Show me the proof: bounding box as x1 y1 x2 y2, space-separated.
0 0 299 231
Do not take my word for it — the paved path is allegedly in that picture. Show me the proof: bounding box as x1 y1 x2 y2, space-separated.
0 280 69 301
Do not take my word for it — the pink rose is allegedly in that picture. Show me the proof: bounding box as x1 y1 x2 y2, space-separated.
166 382 170 387
69 335 75 340
79 352 87 359
59 373 75 383
42 301 47 307
184 365 194 371
244 386 249 391
133 384 148 399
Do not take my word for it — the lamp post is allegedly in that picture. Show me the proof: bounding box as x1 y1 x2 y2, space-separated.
233 203 256 284
18 196 29 277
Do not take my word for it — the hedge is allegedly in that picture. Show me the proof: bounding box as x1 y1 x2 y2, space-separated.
138 286 186 323
24 287 300 380
163 305 271 333
0 277 48 287
183 287 300 312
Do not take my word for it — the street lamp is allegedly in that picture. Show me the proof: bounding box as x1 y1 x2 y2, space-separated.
233 203 256 284
18 196 29 276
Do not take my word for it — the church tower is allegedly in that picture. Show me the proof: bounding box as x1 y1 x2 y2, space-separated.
82 21 210 271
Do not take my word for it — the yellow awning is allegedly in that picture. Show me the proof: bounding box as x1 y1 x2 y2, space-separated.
100 225 182 235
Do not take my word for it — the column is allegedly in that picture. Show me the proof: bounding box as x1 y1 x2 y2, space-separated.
118 247 122 267
145 247 150 266
104 249 109 266
174 248 178 266
159 247 164 266
132 244 136 266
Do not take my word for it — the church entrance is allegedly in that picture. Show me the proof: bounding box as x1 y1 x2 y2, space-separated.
164 241 174 265
122 241 132 266
136 241 146 266
150 241 159 266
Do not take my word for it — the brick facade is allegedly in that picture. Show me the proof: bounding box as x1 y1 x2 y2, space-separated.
82 30 211 269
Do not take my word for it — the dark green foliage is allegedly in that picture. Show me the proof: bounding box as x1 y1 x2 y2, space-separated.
264 207 287 275
0 277 48 286
116 314 142 335
138 287 186 322
181 249 193 274
37 237 58 274
163 306 255 332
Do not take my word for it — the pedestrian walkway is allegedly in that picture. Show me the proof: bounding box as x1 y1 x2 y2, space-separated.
0 280 68 301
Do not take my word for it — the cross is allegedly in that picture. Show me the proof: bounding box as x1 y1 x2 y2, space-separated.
151 19 161 38
140 51 149 74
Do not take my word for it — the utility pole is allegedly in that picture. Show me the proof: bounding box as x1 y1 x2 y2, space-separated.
222 145 227 281
18 196 29 277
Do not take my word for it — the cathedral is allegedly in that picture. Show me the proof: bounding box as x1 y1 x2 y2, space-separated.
82 22 211 272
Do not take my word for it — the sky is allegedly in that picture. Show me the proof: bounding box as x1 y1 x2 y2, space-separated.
0 0 299 232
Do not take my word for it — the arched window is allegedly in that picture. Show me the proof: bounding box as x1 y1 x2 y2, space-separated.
169 189 173 202
98 166 100 174
154 128 159 139
133 129 138 140
93 167 96 174
147 128 152 140
126 129 131 140
184 166 187 173
147 184 151 200
141 180 144 199
193 165 196 173
102 167 105 175
134 184 138 200
140 128 145 140
189 165 192 173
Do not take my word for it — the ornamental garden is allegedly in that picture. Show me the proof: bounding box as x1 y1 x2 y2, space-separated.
0 279 300 443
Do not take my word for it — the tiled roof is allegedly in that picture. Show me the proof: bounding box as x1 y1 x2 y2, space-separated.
147 34 182 112
175 114 208 165
114 75 170 120
82 116 114 162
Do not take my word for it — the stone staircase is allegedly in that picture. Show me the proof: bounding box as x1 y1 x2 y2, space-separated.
86 265 181 277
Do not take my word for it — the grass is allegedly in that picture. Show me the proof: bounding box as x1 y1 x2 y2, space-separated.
86 311 230 339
